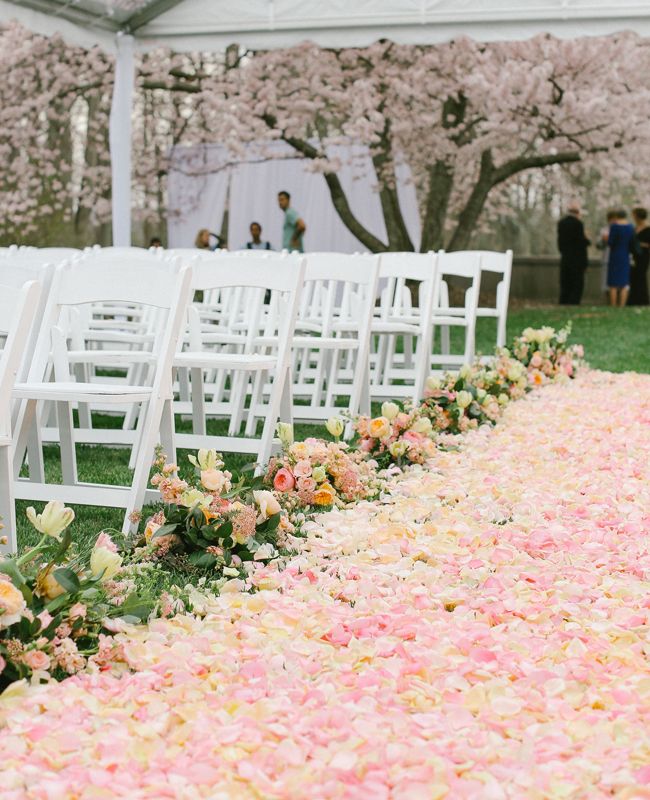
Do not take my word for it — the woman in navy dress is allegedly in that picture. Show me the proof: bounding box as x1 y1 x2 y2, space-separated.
607 210 636 307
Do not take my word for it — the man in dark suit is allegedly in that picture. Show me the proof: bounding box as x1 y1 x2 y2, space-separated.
557 202 591 304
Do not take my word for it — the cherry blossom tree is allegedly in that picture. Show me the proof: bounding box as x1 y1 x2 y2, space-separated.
0 21 114 242
197 35 650 251
3 23 650 250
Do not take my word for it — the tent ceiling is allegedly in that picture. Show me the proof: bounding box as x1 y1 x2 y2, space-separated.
3 0 650 51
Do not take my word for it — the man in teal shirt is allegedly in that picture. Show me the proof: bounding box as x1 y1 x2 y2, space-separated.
278 190 306 252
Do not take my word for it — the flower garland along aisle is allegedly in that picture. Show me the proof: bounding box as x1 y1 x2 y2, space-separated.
0 324 586 689
0 504 152 690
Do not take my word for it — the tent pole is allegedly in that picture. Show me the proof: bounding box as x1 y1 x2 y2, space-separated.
109 32 135 246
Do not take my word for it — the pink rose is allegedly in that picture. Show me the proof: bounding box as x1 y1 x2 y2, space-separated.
297 477 317 493
273 467 296 492
293 460 312 478
23 649 51 671
530 352 543 368
402 430 424 444
94 532 118 553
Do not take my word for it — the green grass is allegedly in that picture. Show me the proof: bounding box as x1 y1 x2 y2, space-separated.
14 305 650 555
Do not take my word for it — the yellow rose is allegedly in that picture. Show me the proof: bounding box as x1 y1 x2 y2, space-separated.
369 416 391 440
313 483 337 506
35 568 65 601
26 501 75 541
412 417 433 435
389 440 408 458
179 489 212 508
90 547 123 582
253 490 282 519
0 579 26 627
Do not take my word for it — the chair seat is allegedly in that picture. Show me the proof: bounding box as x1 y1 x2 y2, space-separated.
13 381 153 403
293 335 360 350
370 321 420 334
66 349 157 366
174 351 277 371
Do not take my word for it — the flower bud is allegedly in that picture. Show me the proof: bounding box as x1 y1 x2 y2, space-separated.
325 416 345 439
381 402 399 421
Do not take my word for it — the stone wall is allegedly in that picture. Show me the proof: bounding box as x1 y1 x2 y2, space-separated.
507 256 605 305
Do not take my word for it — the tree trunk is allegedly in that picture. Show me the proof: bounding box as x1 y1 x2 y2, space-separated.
371 151 413 251
419 160 454 252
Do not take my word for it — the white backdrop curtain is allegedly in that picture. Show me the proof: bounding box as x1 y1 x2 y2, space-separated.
167 141 421 252
167 146 232 248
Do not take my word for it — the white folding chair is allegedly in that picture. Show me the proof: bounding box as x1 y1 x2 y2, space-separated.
473 250 513 349
431 251 482 372
292 253 379 431
0 279 42 553
371 252 437 402
12 261 193 533
173 253 305 467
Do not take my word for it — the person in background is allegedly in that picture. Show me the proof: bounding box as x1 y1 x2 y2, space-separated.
195 229 225 250
557 201 590 304
596 211 617 300
243 222 273 251
607 209 636 307
278 191 306 252
629 207 650 306
195 228 212 250
149 237 163 248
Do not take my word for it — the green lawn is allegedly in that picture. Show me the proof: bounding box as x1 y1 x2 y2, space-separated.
14 305 650 554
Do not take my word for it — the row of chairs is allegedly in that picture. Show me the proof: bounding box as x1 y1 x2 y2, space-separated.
0 246 512 552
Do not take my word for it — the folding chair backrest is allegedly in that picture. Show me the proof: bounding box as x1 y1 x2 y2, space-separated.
29 262 192 387
0 280 41 437
378 252 438 320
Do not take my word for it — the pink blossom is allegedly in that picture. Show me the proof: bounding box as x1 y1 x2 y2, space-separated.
273 467 296 492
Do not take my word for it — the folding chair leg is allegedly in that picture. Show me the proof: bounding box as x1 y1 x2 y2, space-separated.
13 399 44 482
75 363 92 428
190 368 206 436
128 402 147 470
245 371 264 436
56 401 78 485
0 446 16 555
257 368 290 470
228 370 249 436
159 398 176 466
178 365 191 403
123 399 164 534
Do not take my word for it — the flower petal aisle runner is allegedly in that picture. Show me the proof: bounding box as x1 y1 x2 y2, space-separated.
3 370 650 798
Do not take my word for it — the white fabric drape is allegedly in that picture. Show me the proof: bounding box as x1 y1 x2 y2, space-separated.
109 33 135 246
167 146 232 248
168 141 421 252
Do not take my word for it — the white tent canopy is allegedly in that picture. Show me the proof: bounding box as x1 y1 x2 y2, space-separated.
4 1 650 52
4 0 650 244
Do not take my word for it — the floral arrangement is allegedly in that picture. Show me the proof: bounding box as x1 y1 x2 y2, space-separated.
264 421 383 523
352 403 438 469
510 323 585 386
0 502 151 689
140 449 289 578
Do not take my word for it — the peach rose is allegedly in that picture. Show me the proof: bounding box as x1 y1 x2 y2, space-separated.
273 467 296 492
0 579 27 627
369 416 391 440
200 469 231 494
